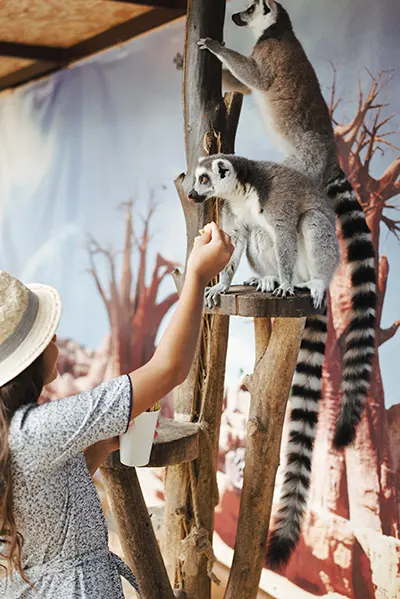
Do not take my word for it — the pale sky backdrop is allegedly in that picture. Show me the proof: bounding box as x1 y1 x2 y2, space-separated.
0 0 398 406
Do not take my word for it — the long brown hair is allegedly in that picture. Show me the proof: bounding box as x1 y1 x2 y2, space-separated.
0 354 44 582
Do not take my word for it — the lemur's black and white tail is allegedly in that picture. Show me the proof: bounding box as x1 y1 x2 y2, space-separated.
266 314 328 569
327 171 377 449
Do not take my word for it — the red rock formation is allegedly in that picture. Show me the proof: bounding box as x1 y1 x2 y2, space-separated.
87 198 178 378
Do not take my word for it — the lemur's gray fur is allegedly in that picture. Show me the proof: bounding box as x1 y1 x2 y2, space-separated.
189 154 339 310
197 0 377 569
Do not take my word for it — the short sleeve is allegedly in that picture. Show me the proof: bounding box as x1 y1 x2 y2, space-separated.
9 375 132 472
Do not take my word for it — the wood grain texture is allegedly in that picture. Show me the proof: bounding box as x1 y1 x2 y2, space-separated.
105 419 200 469
163 3 242 596
0 2 186 91
100 465 175 599
205 286 323 318
0 1 150 47
0 56 33 77
224 317 306 599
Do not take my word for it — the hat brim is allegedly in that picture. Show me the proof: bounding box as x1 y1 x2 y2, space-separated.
0 284 62 387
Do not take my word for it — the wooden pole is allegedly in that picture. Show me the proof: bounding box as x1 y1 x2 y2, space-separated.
163 0 243 596
180 0 227 261
224 317 306 599
101 463 175 599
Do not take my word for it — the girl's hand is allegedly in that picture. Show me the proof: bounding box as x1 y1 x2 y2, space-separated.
186 222 233 285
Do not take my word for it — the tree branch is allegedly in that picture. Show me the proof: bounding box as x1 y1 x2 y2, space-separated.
120 201 134 313
379 321 400 346
87 238 110 316
379 156 400 202
381 214 400 240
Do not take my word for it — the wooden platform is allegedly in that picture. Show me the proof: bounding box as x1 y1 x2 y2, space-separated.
205 285 322 318
105 418 200 469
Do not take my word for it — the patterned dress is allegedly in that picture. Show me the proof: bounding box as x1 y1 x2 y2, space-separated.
0 375 141 598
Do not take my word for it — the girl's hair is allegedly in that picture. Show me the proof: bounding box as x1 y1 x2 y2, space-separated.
0 354 44 582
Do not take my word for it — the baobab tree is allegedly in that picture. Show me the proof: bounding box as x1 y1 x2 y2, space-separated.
87 196 179 379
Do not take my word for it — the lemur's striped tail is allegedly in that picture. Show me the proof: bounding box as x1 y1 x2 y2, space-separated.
327 172 377 449
266 314 328 569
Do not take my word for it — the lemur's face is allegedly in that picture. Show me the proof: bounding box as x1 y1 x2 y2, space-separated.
232 0 278 37
188 157 236 204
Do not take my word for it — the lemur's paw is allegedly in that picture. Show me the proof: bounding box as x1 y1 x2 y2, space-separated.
255 276 279 293
273 284 295 299
197 38 224 53
297 279 326 309
243 276 259 287
204 283 229 309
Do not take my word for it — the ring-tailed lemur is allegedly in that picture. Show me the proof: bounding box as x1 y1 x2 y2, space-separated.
198 0 377 568
190 157 339 557
189 154 339 310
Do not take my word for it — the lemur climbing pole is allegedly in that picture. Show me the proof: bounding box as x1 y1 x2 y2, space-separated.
100 1 321 598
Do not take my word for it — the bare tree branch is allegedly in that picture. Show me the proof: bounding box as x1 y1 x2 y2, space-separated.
335 71 390 142
379 156 400 202
379 321 400 346
381 214 400 239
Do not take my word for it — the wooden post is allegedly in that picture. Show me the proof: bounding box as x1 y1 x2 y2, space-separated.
163 0 243 596
100 419 201 598
224 317 306 599
101 464 176 599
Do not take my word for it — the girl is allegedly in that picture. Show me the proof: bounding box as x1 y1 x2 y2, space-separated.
0 222 233 598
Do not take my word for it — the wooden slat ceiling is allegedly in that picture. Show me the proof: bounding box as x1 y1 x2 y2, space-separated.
0 0 187 92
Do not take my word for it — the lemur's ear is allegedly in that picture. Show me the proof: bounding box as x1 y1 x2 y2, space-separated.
264 0 277 14
212 159 230 179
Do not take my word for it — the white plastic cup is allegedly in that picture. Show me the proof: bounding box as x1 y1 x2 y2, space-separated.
119 410 160 467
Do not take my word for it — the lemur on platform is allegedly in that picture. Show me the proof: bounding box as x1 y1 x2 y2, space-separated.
189 154 339 569
197 0 377 568
189 154 339 310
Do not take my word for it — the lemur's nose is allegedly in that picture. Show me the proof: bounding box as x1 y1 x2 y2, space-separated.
188 189 198 201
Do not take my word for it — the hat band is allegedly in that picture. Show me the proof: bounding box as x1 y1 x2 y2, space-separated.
0 291 39 365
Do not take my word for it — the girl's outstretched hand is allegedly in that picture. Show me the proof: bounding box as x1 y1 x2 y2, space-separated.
186 222 233 285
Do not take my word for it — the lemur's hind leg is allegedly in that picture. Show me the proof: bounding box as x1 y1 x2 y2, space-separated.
296 210 340 309
243 228 279 292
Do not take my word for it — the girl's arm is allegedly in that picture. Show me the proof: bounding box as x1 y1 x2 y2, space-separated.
128 222 233 420
84 437 118 475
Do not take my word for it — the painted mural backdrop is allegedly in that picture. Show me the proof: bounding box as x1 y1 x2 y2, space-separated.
0 1 399 597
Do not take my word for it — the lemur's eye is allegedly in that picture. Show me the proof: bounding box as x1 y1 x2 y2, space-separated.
199 174 209 185
248 4 255 13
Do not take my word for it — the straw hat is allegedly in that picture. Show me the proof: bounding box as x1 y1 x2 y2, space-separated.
0 271 62 387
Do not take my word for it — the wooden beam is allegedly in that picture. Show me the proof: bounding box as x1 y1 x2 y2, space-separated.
66 8 185 63
0 8 185 92
114 0 187 9
0 42 65 63
0 61 61 92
